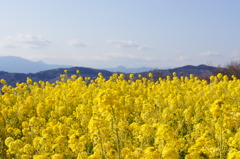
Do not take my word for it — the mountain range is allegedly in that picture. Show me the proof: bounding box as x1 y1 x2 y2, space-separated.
0 56 72 73
0 67 113 87
0 56 157 73
0 56 218 87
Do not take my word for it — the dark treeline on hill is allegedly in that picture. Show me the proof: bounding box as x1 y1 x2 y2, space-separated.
137 64 217 80
0 64 218 87
0 67 113 87
2 63 240 87
214 61 240 79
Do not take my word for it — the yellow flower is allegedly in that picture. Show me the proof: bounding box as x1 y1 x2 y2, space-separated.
27 77 33 84
0 79 6 84
71 75 77 80
5 137 14 147
51 154 63 159
172 72 177 77
162 145 179 159
148 72 153 78
23 144 34 155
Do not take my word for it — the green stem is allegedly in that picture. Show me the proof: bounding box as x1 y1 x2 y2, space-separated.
97 125 106 159
110 105 122 159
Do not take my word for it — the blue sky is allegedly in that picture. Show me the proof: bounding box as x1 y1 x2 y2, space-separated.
0 1 240 68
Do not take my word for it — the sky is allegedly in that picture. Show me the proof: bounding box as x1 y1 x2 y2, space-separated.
0 0 240 69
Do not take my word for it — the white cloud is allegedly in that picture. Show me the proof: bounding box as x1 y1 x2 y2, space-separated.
107 40 150 50
199 51 220 56
0 34 51 49
68 40 88 47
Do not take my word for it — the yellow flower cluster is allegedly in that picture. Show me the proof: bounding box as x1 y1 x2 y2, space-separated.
0 72 239 159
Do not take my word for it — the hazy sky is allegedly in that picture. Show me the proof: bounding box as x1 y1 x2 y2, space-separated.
0 1 240 68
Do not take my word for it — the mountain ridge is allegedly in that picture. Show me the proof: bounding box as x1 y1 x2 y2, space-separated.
0 64 217 87
0 56 167 74
0 56 219 87
0 56 72 73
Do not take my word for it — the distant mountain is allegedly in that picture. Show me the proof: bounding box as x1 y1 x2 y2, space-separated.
0 56 72 73
139 64 217 79
170 64 217 76
0 64 217 87
104 65 156 73
0 67 113 86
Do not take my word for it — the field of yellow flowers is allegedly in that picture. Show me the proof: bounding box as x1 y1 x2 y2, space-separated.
0 71 239 159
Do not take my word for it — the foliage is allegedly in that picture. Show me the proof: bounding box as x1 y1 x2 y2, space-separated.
214 61 240 79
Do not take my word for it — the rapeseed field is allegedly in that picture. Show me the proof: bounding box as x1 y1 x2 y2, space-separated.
0 71 239 159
